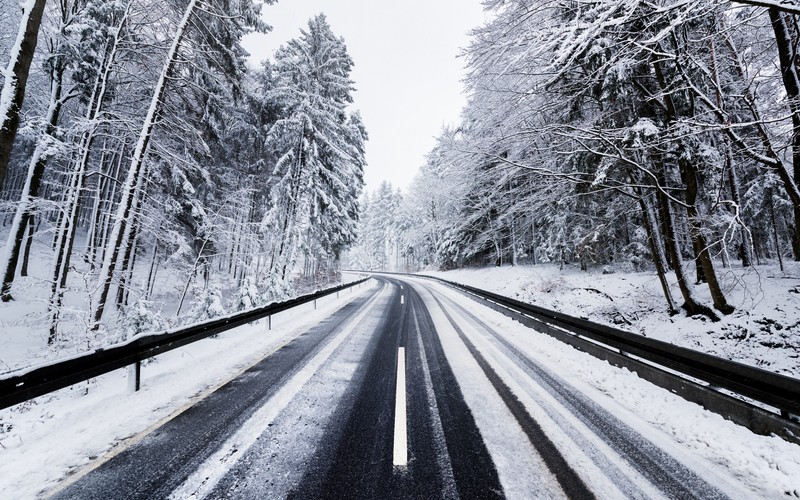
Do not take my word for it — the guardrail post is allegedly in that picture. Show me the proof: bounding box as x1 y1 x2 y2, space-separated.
135 360 141 391
314 299 317 310
268 315 272 331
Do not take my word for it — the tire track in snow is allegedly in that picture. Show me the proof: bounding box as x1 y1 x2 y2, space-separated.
425 289 596 500
421 278 732 500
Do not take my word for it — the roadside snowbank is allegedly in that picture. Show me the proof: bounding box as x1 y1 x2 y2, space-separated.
422 262 800 377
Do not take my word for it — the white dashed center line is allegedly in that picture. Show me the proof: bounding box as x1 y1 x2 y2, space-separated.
393 347 408 467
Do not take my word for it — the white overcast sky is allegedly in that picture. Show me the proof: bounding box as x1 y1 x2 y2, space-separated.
242 1 487 192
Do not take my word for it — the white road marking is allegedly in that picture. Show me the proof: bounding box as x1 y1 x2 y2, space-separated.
401 295 405 304
393 347 408 467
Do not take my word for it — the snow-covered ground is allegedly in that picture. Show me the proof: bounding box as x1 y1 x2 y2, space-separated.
0 279 377 499
422 262 800 378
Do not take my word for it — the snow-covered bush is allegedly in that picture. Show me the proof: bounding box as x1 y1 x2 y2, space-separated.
122 299 168 339
185 283 226 324
231 276 260 312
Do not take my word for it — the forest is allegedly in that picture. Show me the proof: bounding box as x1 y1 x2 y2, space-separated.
0 0 365 353
3 0 800 362
348 0 800 322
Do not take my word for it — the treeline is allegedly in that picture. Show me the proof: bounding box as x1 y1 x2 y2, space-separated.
399 0 800 320
0 2 364 342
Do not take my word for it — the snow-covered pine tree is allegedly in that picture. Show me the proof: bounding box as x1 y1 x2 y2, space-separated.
260 14 365 299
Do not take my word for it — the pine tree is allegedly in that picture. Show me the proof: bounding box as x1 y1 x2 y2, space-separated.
260 14 365 299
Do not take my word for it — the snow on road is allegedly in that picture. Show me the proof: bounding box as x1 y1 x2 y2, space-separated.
169 283 390 499
410 277 800 498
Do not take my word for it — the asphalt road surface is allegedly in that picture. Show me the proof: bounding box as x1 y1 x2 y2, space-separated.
51 276 737 499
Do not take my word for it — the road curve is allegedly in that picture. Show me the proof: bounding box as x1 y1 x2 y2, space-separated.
50 276 748 499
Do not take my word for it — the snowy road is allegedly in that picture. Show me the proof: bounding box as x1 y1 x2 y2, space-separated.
49 277 789 499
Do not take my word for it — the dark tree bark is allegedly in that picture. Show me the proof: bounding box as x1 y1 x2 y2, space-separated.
655 168 717 320
653 54 733 316
0 0 47 190
0 58 64 301
20 215 34 276
679 157 735 314
637 192 678 315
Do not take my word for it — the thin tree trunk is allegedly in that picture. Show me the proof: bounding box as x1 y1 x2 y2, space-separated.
176 239 208 317
122 230 139 307
20 215 34 276
725 143 753 267
0 0 48 190
0 58 64 301
769 188 786 272
511 218 518 266
145 245 159 300
98 144 126 262
639 194 677 314
83 166 103 267
116 211 140 309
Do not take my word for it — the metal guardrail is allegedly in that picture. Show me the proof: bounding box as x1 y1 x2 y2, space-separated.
358 270 800 443
448 280 800 416
0 278 369 411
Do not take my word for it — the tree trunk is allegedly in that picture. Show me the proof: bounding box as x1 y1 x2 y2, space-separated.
655 168 717 320
769 188 786 272
653 54 732 315
0 0 47 190
769 8 800 260
116 211 140 309
680 158 734 314
97 144 126 262
691 238 707 284
724 142 753 267
145 244 159 300
20 215 34 276
639 194 678 315
710 31 753 267
0 58 64 301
